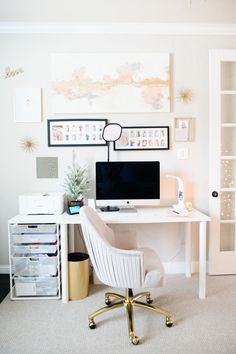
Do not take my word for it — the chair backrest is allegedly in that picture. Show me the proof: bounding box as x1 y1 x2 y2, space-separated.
80 206 144 289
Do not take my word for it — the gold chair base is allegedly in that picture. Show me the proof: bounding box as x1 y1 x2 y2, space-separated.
88 289 173 345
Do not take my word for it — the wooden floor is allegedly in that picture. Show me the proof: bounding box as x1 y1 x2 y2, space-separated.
0 274 10 303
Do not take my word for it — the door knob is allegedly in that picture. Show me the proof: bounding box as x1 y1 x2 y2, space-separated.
212 191 218 198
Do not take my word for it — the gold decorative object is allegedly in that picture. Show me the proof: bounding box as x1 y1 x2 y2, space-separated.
19 137 37 152
176 88 193 104
4 66 24 79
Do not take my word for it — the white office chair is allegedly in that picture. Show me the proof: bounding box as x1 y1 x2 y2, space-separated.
80 206 173 345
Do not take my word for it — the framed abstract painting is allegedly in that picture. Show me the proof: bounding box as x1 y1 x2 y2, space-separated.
51 53 170 113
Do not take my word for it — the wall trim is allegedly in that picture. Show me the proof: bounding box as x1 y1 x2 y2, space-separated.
0 22 236 35
0 265 9 274
1 261 207 275
93 261 204 284
163 261 200 274
0 262 207 282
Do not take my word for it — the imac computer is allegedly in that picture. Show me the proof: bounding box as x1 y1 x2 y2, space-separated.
96 161 160 212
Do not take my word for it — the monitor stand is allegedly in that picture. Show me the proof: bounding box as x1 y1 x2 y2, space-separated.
100 206 120 212
119 206 137 213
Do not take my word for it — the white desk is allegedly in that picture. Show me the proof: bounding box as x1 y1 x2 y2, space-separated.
8 207 210 303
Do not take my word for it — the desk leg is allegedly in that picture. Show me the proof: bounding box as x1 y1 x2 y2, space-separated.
199 221 206 299
69 224 75 253
61 224 69 303
185 222 191 277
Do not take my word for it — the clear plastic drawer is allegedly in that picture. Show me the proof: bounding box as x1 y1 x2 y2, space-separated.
12 256 58 276
15 277 58 296
12 244 57 255
10 224 57 234
12 233 57 244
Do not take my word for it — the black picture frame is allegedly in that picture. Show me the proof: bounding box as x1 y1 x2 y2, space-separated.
114 126 169 151
47 119 108 147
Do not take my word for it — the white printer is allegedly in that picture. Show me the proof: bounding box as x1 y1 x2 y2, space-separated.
19 193 65 215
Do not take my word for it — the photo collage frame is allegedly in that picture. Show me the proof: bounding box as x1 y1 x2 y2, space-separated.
47 119 108 147
114 126 169 150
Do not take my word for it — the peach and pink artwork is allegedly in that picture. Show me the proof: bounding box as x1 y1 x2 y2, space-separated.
51 53 170 113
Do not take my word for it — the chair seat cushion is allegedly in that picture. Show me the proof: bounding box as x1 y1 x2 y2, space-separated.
139 247 165 289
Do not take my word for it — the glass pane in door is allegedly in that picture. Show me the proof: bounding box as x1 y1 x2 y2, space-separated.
220 223 235 251
221 62 236 90
221 95 236 124
221 127 236 155
221 160 236 188
220 192 235 220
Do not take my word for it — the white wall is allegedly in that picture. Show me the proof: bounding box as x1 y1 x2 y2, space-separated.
0 0 236 272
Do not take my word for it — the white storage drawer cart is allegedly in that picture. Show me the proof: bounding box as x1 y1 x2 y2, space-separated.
8 222 61 300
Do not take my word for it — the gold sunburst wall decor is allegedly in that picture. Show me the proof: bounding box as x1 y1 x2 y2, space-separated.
176 88 193 104
19 137 37 152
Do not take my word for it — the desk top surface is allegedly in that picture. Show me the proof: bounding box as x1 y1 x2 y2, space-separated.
8 207 210 224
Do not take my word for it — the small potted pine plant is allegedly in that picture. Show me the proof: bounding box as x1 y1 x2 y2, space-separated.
63 164 90 207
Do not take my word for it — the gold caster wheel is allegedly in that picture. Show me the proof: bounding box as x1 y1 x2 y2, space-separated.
146 295 153 304
89 319 96 329
105 296 111 305
166 317 173 328
130 333 139 345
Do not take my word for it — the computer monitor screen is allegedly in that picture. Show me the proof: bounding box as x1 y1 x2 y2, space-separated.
96 161 160 210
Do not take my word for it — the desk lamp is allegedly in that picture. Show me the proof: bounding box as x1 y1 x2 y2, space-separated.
102 123 122 162
166 175 188 216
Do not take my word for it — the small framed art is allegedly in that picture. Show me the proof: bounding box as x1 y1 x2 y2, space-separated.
114 126 169 150
174 117 194 142
14 88 42 122
47 119 108 147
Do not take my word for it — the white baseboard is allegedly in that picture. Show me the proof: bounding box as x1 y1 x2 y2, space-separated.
0 261 203 277
163 261 200 274
93 261 202 284
0 265 10 274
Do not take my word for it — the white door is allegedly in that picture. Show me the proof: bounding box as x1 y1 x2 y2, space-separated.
209 49 236 275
